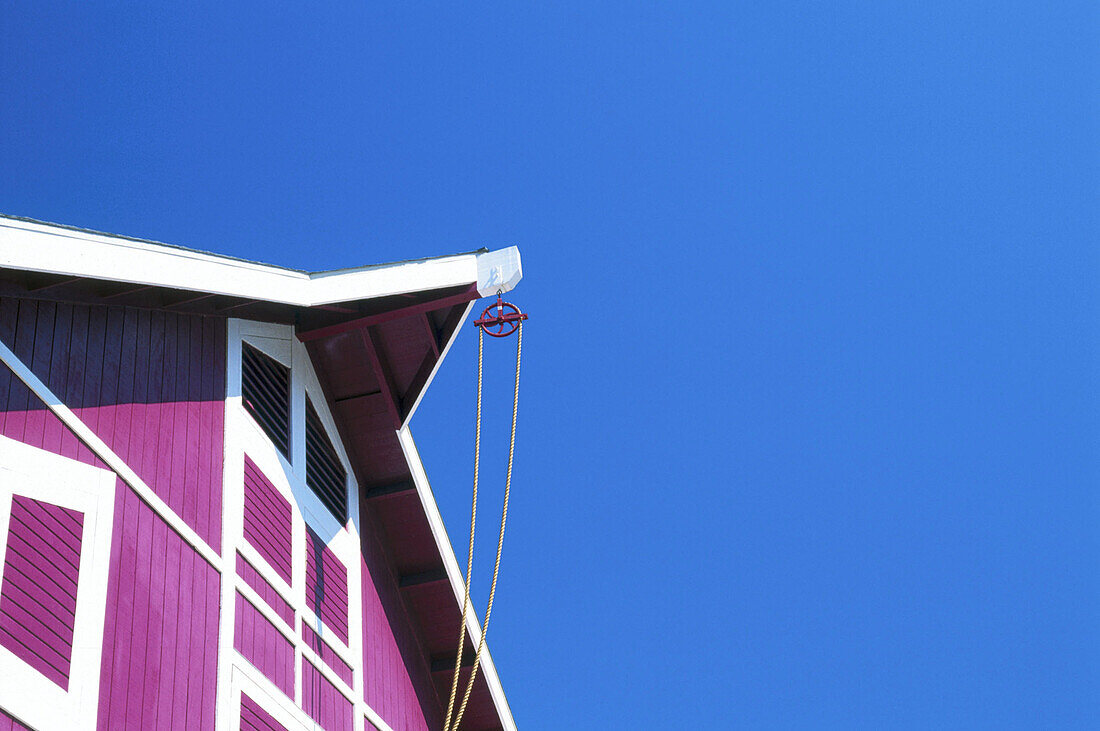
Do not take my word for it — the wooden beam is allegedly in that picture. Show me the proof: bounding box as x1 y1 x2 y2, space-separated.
25 275 82 293
360 327 401 429
363 479 416 500
333 389 383 404
438 303 469 348
398 567 448 588
401 346 438 423
421 313 440 358
431 651 476 673
296 287 479 342
215 298 261 313
164 291 216 307
398 303 470 423
312 303 358 314
98 284 153 300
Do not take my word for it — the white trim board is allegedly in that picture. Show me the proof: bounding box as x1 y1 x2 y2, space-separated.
219 318 371 731
0 435 117 731
397 428 518 731
0 216 522 304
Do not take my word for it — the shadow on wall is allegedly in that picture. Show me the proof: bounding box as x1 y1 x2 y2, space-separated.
0 297 227 550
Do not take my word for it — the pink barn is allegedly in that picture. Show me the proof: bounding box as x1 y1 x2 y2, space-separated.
0 215 520 731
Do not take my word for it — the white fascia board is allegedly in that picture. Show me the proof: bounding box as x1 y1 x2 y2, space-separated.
0 216 522 306
396 427 517 731
0 217 312 302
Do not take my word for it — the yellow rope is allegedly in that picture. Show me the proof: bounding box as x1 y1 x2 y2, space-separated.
443 326 484 731
445 320 523 731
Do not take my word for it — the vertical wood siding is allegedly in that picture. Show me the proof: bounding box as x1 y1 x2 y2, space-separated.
305 530 349 645
0 299 226 729
96 485 220 731
1 294 488 730
236 553 293 626
301 658 353 731
0 326 107 472
239 694 288 731
242 457 293 584
0 298 226 551
359 547 438 731
233 593 294 699
302 623 353 687
0 495 84 690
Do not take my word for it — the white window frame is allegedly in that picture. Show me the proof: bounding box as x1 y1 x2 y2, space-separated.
0 435 116 731
219 318 368 731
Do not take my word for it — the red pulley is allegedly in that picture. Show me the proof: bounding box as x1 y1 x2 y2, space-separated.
473 292 528 337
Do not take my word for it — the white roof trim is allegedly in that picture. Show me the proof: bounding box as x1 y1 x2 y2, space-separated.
397 427 518 731
0 216 521 305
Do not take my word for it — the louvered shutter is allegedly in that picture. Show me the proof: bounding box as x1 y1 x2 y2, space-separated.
305 397 347 524
242 343 290 458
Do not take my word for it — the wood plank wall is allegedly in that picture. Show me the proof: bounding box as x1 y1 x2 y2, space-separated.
240 694 288 731
243 456 293 585
237 553 294 626
301 658 353 731
234 592 295 699
0 297 226 550
0 296 225 730
0 293 472 731
360 544 440 731
97 485 221 730
302 623 353 686
306 529 349 645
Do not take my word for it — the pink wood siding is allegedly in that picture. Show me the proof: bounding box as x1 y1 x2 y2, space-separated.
0 298 225 551
301 658 353 731
302 623 353 686
234 592 294 699
0 709 32 731
237 553 293 626
240 693 288 731
1 292 488 729
242 456 292 584
1 316 224 730
97 485 220 731
0 335 107 472
360 547 439 731
0 495 84 690
306 529 349 645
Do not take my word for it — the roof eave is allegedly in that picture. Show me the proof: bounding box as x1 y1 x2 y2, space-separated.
0 215 522 308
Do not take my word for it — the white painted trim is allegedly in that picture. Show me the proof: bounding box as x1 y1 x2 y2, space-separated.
0 436 117 731
217 337 243 731
363 706 396 731
223 319 371 731
400 301 477 427
229 663 312 731
242 334 293 369
0 216 522 305
226 315 518 730
396 428 518 731
475 245 523 297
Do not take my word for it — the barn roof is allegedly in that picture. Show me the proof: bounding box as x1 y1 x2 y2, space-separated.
0 213 519 730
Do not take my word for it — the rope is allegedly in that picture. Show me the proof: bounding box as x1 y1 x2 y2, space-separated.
444 321 523 731
443 326 484 731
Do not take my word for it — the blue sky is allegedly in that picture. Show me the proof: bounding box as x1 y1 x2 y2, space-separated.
2 2 1097 728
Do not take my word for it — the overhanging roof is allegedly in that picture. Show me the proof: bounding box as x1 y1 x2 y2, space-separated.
0 213 520 730
0 214 521 306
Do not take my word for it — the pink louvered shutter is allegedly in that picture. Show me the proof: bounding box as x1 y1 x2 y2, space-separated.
0 495 84 689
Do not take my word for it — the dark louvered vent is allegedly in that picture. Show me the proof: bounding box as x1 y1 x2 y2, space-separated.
242 343 290 458
306 397 347 523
